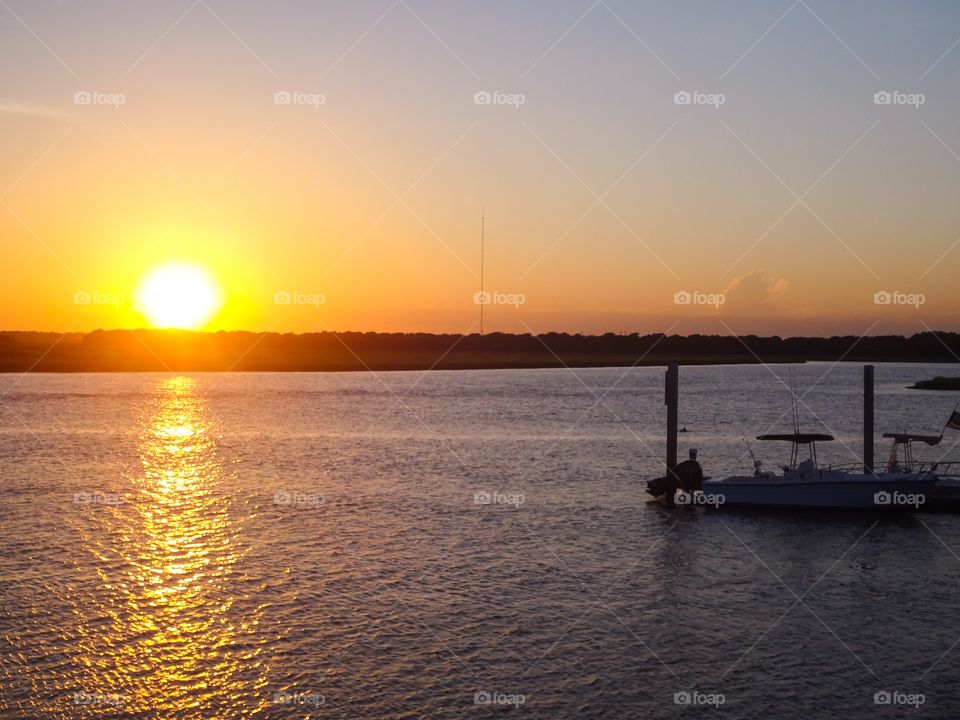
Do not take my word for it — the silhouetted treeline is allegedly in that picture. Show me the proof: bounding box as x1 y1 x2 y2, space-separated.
0 329 956 372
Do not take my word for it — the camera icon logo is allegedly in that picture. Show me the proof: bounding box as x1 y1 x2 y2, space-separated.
874 491 891 505
273 91 292 105
274 490 292 506
673 290 692 305
874 690 892 705
73 290 92 305
274 290 292 305
73 91 92 105
673 691 692 705
874 91 892 105
474 691 491 704
474 291 492 305
873 290 891 305
674 91 692 105
473 91 493 105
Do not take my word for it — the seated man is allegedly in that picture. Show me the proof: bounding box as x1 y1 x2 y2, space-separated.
646 449 704 506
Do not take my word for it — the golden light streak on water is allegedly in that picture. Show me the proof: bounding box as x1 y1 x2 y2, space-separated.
56 376 268 718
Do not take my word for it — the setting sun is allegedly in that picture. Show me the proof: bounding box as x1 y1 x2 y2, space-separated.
135 263 223 330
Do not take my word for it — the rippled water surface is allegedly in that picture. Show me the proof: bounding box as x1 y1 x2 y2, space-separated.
2 364 960 719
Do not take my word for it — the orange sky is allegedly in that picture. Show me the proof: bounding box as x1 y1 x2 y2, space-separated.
2 1 959 336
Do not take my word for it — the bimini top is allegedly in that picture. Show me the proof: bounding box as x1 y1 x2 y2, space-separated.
882 432 942 445
756 433 835 443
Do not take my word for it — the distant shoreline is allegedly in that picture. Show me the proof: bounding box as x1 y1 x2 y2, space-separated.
1 329 958 373
910 376 960 391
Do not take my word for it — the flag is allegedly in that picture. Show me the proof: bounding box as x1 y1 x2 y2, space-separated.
948 410 960 431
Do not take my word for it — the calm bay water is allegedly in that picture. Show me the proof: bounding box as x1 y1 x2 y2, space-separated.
2 363 960 719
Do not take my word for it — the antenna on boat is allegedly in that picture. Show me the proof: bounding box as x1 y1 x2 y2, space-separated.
743 435 760 473
787 367 804 469
790 367 800 436
480 208 485 335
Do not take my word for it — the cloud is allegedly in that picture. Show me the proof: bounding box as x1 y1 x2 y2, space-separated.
0 99 74 119
722 270 788 314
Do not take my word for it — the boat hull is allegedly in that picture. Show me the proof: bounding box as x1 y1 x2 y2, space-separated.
921 478 960 512
700 473 937 509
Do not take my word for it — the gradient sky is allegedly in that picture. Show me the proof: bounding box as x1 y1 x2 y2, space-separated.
2 0 959 336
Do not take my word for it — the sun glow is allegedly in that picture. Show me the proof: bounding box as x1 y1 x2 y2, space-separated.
136 263 223 329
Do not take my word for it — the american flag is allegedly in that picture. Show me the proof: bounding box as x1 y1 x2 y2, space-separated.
948 409 960 431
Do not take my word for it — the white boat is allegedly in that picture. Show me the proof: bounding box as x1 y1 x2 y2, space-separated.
649 364 950 511
700 433 938 509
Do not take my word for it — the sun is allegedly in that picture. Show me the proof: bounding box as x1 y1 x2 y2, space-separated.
135 263 223 329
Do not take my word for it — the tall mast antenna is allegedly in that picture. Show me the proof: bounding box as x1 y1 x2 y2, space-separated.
480 209 485 335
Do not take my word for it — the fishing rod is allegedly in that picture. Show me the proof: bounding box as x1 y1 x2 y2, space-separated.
743 435 761 474
790 367 800 436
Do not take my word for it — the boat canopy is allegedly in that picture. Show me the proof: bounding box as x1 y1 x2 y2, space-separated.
757 433 834 443
882 432 941 446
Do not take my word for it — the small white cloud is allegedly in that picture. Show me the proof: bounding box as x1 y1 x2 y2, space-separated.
0 99 74 119
722 270 788 313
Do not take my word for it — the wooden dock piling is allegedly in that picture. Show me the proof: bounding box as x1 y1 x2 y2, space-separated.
666 364 679 474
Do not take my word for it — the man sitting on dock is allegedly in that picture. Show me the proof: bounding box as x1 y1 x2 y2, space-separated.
647 449 705 507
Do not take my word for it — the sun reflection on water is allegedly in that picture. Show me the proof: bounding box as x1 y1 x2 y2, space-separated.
67 376 268 718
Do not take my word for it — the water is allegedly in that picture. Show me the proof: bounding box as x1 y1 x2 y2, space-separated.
1 363 959 719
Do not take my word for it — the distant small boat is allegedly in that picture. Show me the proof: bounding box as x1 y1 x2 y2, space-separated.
701 433 937 510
